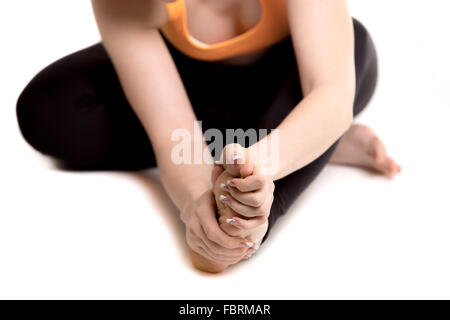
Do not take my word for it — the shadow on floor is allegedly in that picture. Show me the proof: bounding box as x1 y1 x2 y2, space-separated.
54 160 192 269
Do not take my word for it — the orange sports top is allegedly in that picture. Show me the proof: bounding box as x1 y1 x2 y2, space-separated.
160 0 290 61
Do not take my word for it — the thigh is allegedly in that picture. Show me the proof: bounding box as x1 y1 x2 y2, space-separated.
16 42 156 170
259 18 379 242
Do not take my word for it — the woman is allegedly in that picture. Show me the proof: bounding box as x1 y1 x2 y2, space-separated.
16 0 401 273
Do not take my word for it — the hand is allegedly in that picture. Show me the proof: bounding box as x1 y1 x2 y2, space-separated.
180 190 255 268
214 144 275 239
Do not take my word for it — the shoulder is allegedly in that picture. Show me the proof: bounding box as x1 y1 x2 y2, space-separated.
91 0 169 30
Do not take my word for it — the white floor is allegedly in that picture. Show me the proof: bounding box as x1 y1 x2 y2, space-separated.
1 0 449 299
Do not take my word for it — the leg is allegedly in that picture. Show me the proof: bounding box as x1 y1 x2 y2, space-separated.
16 42 156 170
258 18 382 243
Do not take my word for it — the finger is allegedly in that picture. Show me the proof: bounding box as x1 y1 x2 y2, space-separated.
218 194 264 218
227 187 265 207
201 240 249 265
244 246 259 258
191 235 252 266
192 226 246 263
219 220 242 237
221 143 246 165
239 163 254 178
198 203 254 249
221 144 251 177
202 244 245 263
220 191 274 219
220 215 267 231
199 224 247 258
244 249 257 259
245 238 264 258
190 208 245 258
228 175 266 192
211 163 224 186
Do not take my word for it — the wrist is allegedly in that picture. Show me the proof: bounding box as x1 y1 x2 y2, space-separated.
158 163 212 214
246 143 278 181
181 181 210 211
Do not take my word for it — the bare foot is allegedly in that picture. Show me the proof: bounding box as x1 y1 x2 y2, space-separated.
189 248 228 274
330 124 402 178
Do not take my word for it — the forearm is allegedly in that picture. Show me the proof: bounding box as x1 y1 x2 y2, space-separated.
159 163 212 211
251 0 355 180
249 85 353 181
156 126 213 211
92 4 213 210
108 29 213 210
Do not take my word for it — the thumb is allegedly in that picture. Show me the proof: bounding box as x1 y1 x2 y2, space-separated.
239 163 254 178
221 143 249 177
211 163 224 186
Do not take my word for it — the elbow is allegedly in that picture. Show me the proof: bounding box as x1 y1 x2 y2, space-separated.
338 80 355 134
333 107 353 142
344 87 356 131
340 75 356 132
311 83 355 138
343 104 354 132
331 85 355 136
339 101 354 137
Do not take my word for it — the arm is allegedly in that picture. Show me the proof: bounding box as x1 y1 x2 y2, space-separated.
90 0 210 210
250 0 356 180
214 0 356 233
91 0 251 270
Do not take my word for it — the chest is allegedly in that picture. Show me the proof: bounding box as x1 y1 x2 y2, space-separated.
161 0 290 64
184 0 268 65
184 0 262 46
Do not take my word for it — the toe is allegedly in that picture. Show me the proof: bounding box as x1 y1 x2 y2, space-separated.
369 137 387 161
387 159 397 177
386 157 403 178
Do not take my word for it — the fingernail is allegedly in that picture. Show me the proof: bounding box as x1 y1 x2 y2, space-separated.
220 183 228 191
245 254 253 259
240 242 253 248
219 195 230 203
226 218 239 226
232 154 241 161
253 243 260 251
242 241 254 248
226 180 236 187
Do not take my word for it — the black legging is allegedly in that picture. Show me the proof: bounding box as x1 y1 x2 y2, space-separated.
16 18 378 243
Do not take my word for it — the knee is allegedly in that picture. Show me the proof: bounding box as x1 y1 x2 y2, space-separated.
352 18 378 115
16 79 50 155
16 71 68 159
16 74 110 167
353 18 378 70
353 18 378 82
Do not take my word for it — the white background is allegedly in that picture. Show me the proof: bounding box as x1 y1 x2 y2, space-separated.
0 0 449 299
